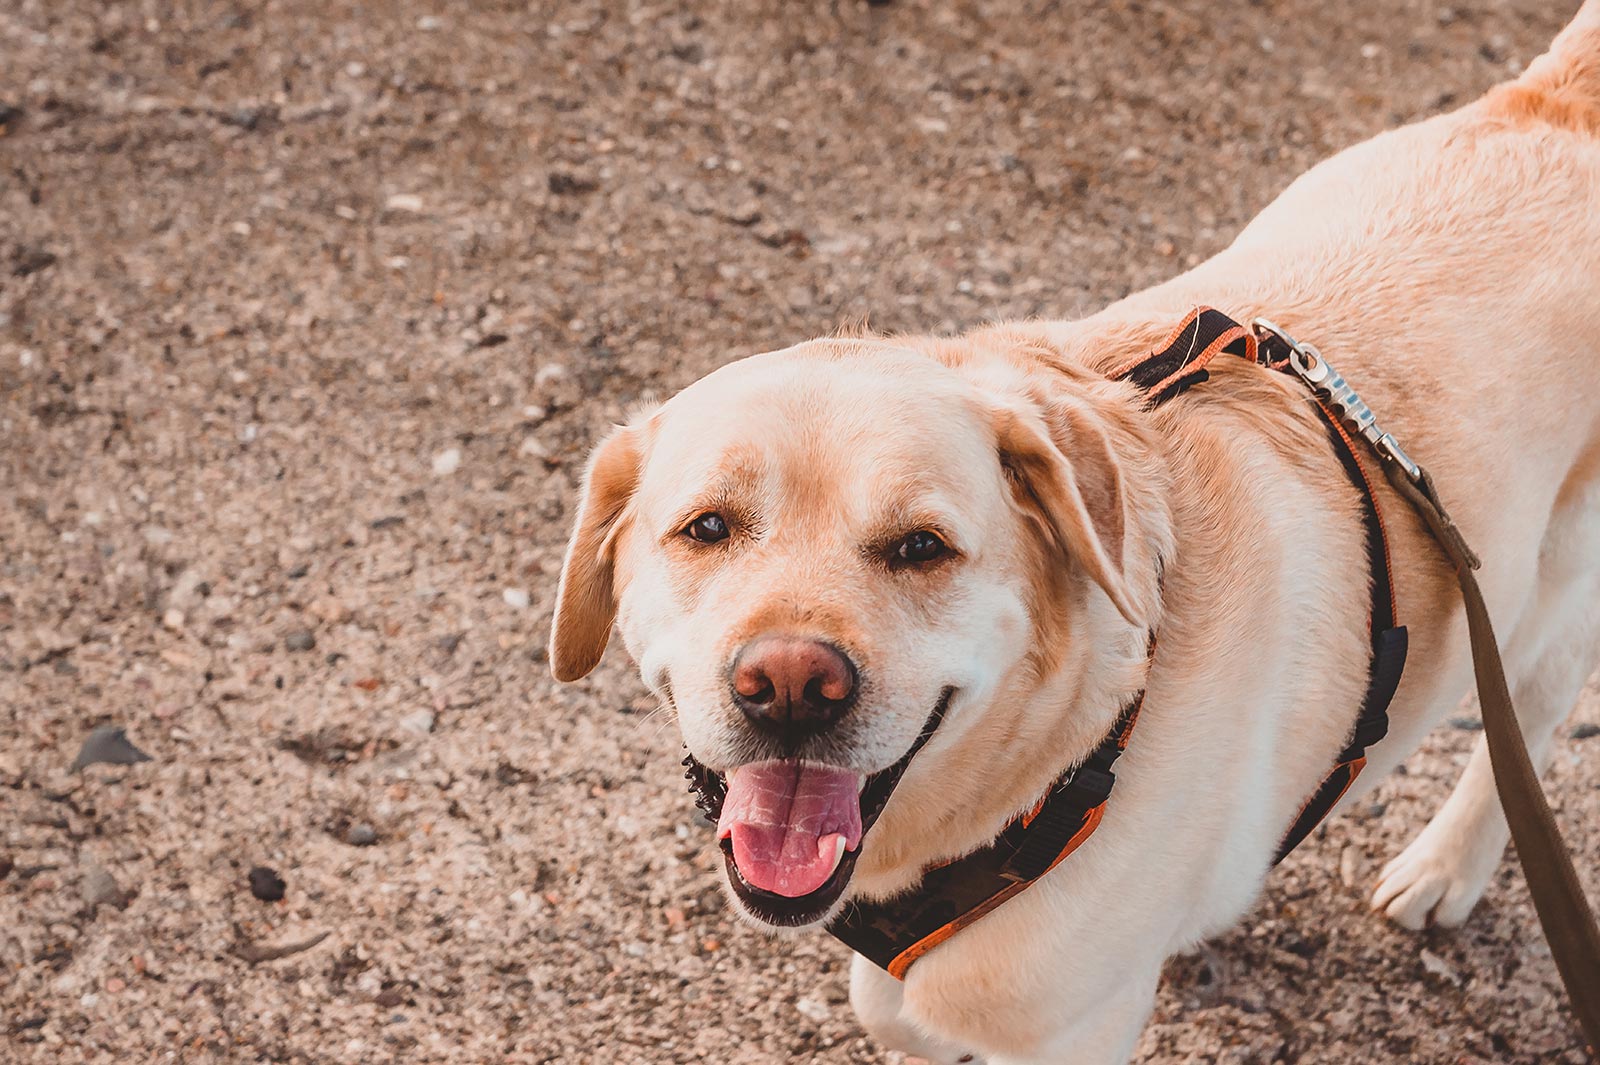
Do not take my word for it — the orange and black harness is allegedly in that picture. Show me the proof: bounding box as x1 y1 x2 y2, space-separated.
824 307 1410 979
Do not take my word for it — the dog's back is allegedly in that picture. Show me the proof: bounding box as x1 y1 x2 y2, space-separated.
1489 0 1600 134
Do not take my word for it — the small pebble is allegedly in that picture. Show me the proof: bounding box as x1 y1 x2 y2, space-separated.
431 448 461 476
398 709 435 735
502 587 531 610
385 192 424 213
1419 947 1461 985
1448 716 1483 731
1338 845 1359 887
285 629 317 652
347 823 378 847
80 858 129 911
1570 723 1600 741
247 866 286 902
795 995 830 1023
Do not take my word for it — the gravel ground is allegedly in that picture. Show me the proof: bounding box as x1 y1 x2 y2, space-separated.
3 1 1599 1062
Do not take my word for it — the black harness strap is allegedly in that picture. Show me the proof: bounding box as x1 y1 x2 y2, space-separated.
822 307 1409 979
1261 327 1408 860
1108 306 1258 405
827 687 1147 978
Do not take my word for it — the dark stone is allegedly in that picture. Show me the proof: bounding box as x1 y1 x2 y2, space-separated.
286 564 309 579
493 761 536 788
12 248 57 277
548 171 599 196
81 860 130 911
347 823 378 847
247 866 286 902
1448 716 1483 732
1571 722 1600 741
71 726 153 771
223 105 275 131
285 629 316 652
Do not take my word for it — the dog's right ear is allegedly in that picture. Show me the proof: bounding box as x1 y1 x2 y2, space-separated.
550 425 644 681
989 393 1153 629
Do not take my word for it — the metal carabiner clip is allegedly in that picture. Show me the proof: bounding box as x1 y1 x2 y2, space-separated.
1250 318 1422 484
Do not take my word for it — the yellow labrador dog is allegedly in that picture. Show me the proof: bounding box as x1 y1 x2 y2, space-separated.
551 6 1600 1062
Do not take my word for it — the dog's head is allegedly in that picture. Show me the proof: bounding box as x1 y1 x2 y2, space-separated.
549 335 1163 928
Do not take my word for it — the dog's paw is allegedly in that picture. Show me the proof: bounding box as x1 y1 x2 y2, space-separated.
1369 825 1498 931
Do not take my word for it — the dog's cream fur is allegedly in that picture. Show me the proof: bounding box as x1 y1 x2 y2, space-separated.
551 7 1600 1062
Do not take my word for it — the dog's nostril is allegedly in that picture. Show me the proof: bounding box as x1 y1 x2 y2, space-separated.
732 665 774 702
803 677 844 708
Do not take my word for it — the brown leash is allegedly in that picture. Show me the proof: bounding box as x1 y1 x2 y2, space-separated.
1255 318 1600 1051
1390 466 1600 1049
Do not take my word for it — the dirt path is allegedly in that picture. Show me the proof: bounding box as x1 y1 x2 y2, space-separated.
2 2 1596 1062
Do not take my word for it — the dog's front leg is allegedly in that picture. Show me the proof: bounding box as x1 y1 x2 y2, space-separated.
850 953 986 1064
982 968 1158 1065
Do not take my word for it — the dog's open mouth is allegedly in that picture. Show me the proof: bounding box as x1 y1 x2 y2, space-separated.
687 688 954 928
716 760 866 925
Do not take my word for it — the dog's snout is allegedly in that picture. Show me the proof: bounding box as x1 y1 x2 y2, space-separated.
730 637 857 740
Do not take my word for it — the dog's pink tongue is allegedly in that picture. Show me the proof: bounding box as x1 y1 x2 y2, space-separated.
717 760 862 898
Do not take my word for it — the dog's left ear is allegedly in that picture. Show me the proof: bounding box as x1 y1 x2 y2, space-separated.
550 424 645 681
991 394 1151 628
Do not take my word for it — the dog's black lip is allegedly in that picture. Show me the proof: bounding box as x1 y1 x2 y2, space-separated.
720 838 860 927
706 686 955 928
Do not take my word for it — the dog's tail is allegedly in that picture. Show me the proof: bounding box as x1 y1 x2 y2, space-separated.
1487 0 1600 132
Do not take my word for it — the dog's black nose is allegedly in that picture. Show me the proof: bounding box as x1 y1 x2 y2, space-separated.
730 637 857 742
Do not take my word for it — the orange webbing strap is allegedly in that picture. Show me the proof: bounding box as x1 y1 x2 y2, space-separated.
1387 467 1600 1050
884 805 1107 980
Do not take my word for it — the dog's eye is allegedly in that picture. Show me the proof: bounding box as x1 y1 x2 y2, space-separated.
684 512 730 544
894 530 948 566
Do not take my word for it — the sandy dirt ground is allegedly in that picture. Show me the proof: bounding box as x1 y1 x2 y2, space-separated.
4 1 1600 1062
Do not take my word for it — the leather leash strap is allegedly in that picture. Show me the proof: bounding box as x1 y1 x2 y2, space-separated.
1387 465 1600 1049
